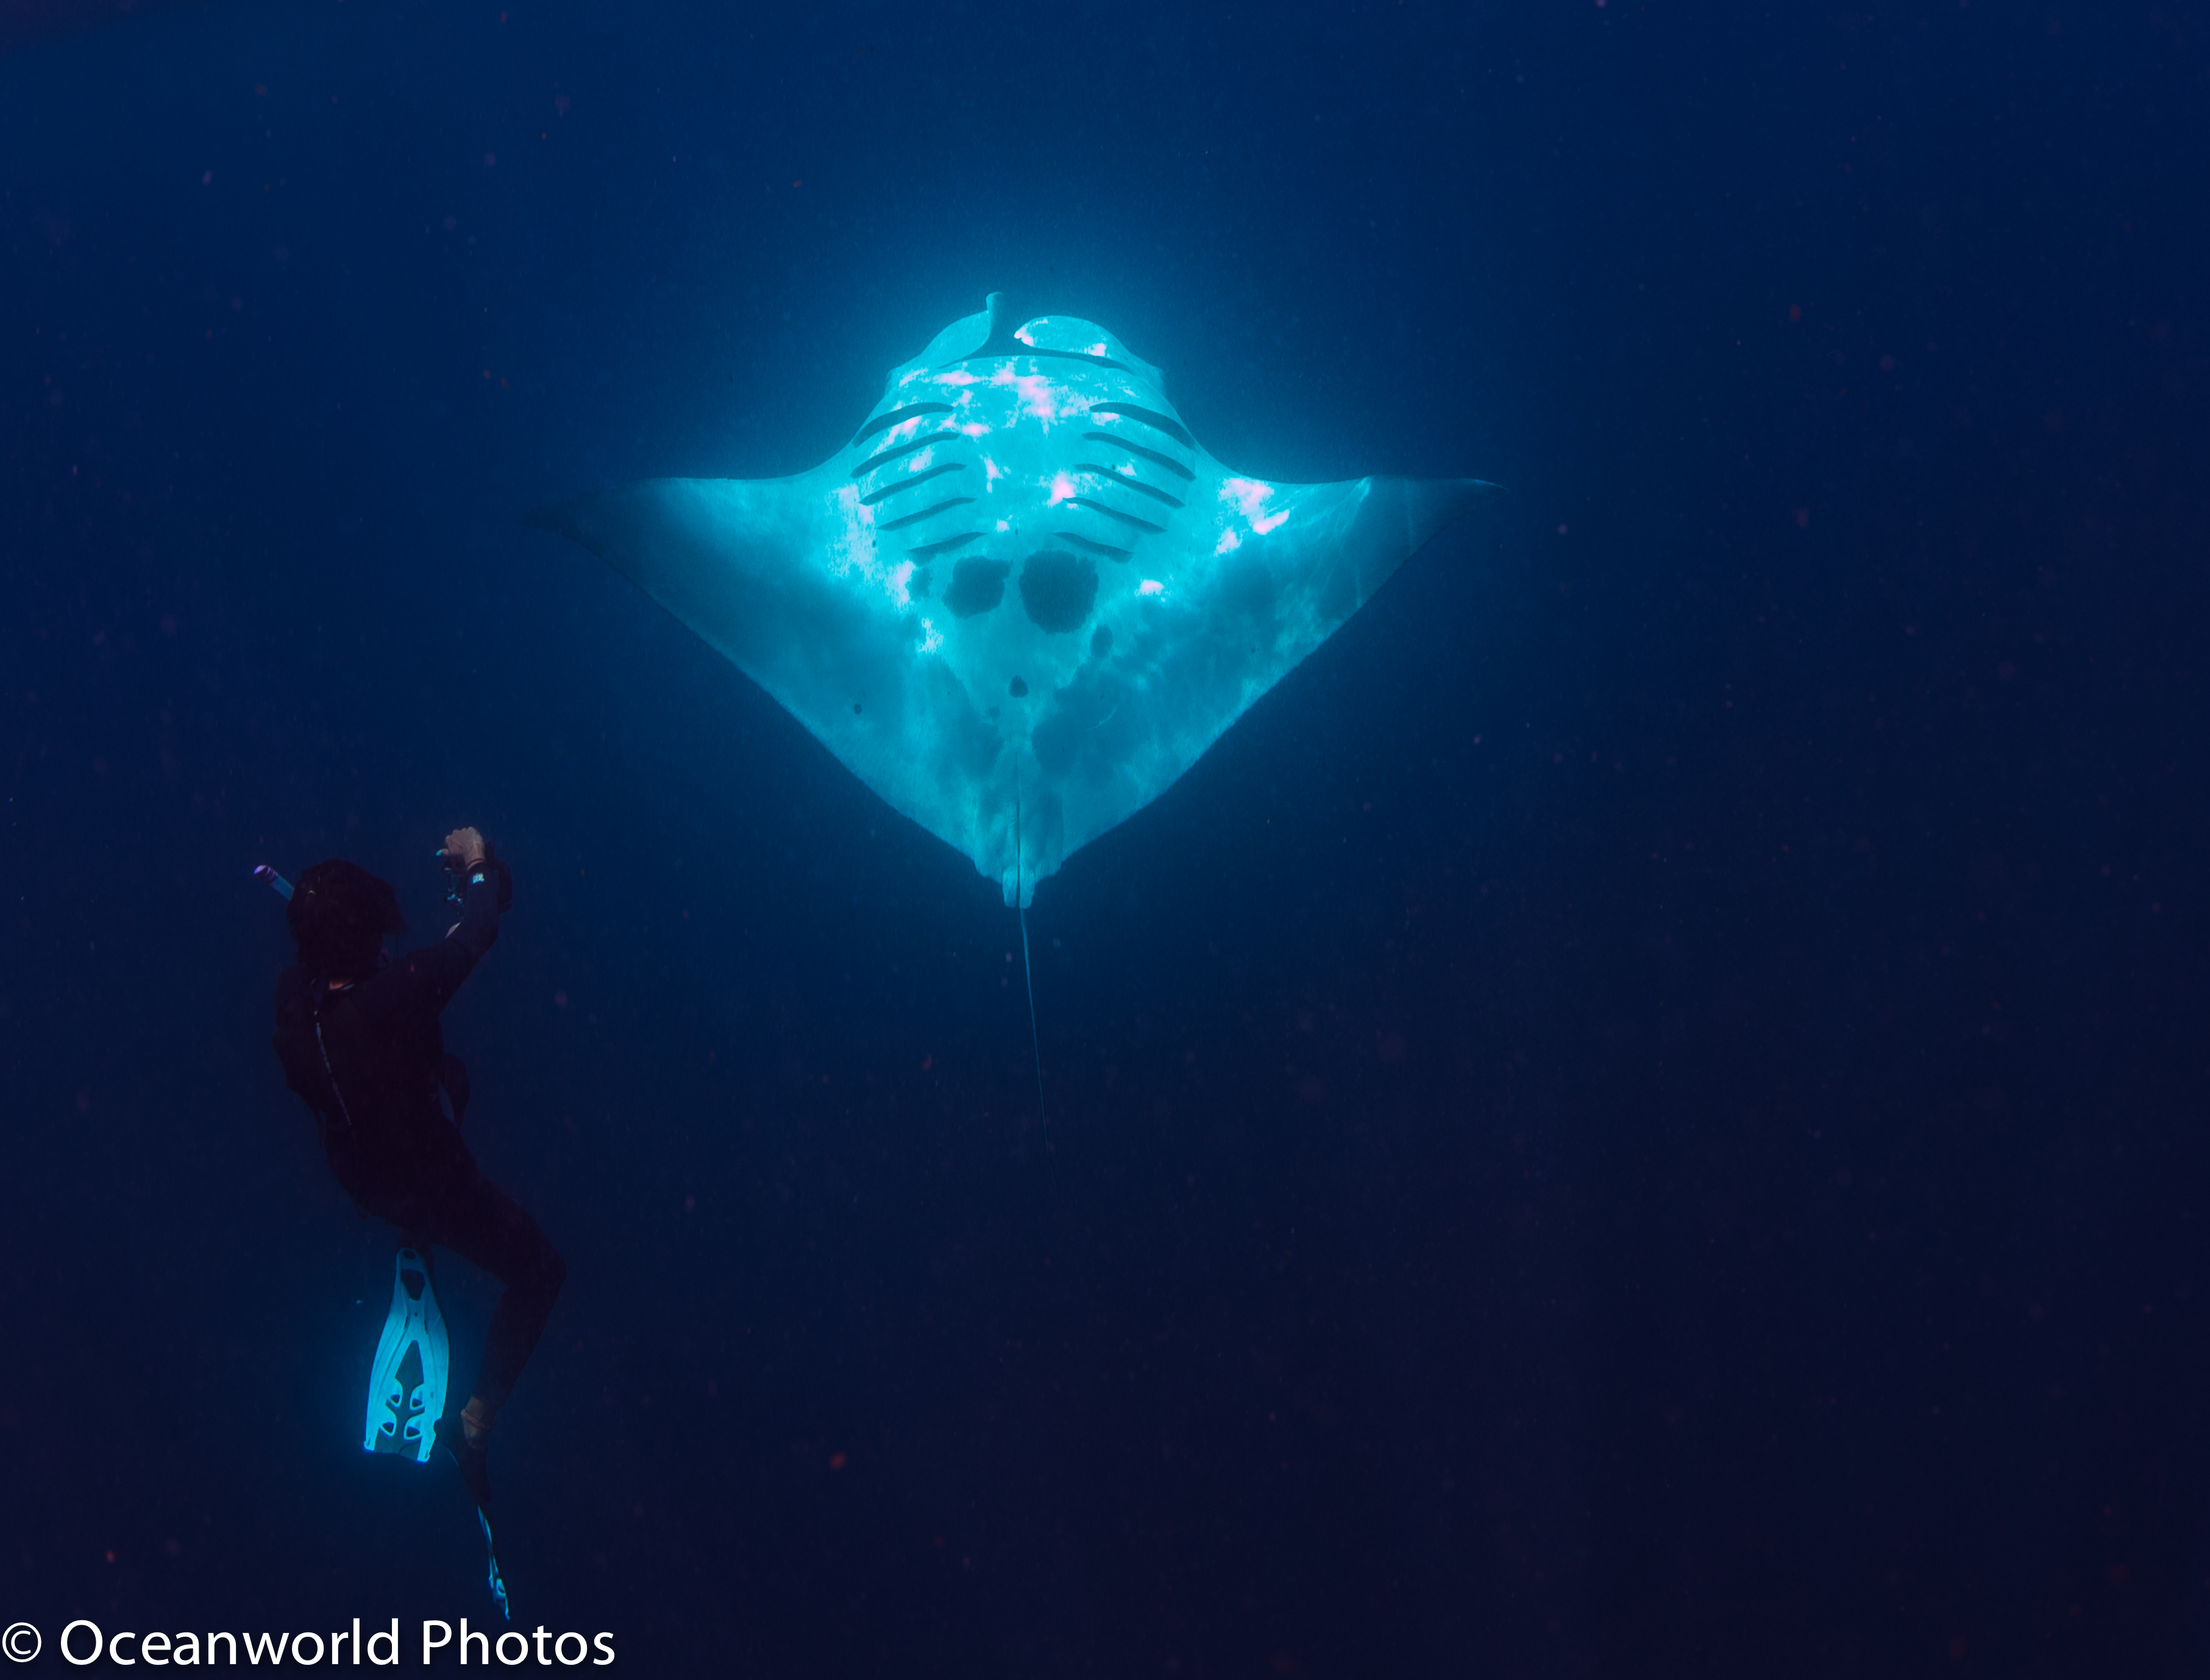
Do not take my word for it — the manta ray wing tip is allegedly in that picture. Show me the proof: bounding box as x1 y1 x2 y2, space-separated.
1368 475 1507 555
518 497 578 537
520 486 658 553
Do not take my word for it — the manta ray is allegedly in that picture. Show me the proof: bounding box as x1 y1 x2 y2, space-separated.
527 294 1496 910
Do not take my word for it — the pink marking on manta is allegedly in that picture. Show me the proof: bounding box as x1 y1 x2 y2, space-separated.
990 367 1075 423
961 422 991 437
1221 477 1276 518
933 370 978 387
1086 341 1109 356
1213 528 1243 556
1046 472 1079 506
1015 325 1037 346
983 458 1004 484
1221 476 1292 535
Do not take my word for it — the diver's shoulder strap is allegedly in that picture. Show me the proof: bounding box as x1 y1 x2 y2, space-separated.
438 1053 472 1129
308 980 360 1135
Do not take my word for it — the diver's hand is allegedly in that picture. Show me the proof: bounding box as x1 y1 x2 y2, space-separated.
444 826 488 871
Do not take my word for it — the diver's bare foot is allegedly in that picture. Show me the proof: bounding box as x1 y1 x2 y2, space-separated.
438 1411 492 1511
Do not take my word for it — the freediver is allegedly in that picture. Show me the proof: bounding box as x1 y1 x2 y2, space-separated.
271 826 564 1511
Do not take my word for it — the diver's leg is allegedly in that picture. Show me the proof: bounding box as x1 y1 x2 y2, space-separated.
422 1169 566 1428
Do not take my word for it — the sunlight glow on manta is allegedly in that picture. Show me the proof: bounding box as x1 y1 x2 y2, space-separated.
525 293 1499 907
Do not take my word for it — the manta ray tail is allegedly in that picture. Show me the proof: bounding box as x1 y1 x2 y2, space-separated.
1020 898 1046 1154
1017 773 1047 1153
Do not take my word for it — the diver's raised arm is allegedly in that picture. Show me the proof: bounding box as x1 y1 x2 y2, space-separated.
350 828 507 1023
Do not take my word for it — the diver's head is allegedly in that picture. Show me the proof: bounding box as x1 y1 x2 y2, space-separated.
288 859 407 978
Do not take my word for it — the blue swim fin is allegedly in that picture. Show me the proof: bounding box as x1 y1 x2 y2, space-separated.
363 1248 449 1464
478 1509 512 1622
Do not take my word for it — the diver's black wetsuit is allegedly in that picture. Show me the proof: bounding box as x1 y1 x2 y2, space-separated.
272 870 564 1414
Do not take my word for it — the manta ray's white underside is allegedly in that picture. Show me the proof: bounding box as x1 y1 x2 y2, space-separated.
528 294 1496 906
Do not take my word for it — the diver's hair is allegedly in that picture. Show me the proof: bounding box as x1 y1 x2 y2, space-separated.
288 859 407 977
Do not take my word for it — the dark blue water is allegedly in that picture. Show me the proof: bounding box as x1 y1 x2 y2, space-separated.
4 2 2205 1673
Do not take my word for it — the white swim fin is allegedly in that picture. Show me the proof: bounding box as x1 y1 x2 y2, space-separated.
363 1247 449 1464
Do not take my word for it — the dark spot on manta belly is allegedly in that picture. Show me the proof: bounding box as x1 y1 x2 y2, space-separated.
1018 549 1098 634
1009 675 1028 697
943 558 1011 618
